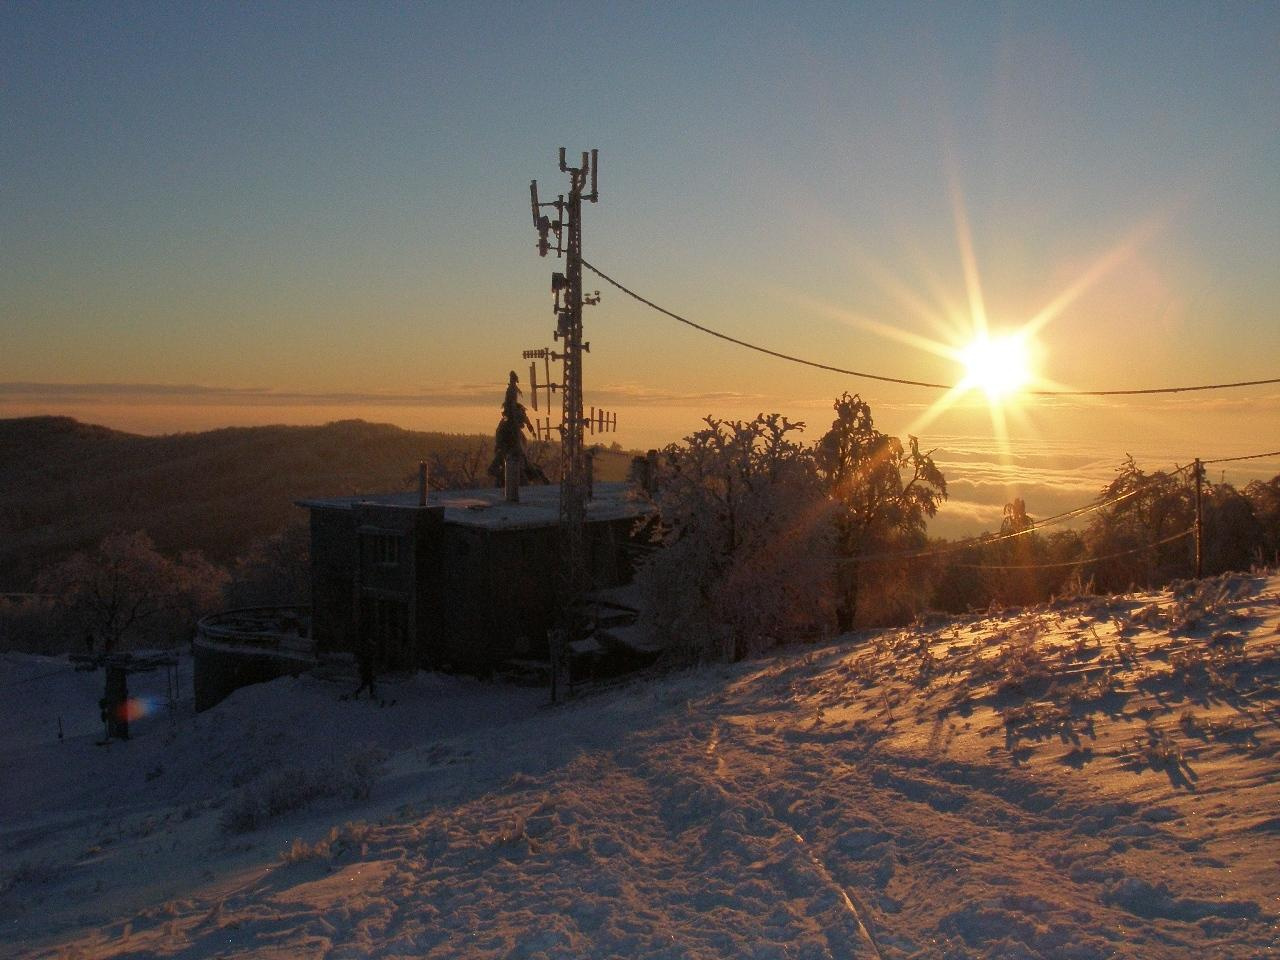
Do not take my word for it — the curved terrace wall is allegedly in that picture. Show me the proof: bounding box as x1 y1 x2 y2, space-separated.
193 606 316 712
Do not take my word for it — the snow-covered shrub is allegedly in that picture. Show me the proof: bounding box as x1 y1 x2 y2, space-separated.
1122 725 1183 772
279 821 372 864
221 746 387 833
636 414 835 662
986 618 1050 695
0 859 63 896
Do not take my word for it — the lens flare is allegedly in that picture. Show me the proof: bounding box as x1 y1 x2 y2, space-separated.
117 697 162 724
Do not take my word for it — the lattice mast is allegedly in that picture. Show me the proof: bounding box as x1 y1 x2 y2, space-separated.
530 148 599 617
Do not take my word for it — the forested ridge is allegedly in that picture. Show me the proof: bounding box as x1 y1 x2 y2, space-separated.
0 416 500 591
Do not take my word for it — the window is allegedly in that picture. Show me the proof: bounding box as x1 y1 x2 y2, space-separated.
367 533 400 566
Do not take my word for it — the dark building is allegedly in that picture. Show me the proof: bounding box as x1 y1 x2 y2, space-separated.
299 482 651 673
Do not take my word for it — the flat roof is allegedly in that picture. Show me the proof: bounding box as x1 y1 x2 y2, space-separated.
297 481 653 530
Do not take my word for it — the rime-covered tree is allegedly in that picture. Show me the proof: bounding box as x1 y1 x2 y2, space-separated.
223 522 311 609
1245 475 1280 565
37 531 226 653
1203 482 1264 575
1085 457 1193 590
815 393 946 628
637 413 833 662
487 371 548 486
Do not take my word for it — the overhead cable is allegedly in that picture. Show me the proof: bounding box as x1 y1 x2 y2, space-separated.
817 464 1192 567
1202 449 1280 466
584 260 951 388
952 528 1194 571
583 261 1280 397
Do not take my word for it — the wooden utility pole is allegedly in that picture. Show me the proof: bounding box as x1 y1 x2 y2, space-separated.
1194 457 1204 579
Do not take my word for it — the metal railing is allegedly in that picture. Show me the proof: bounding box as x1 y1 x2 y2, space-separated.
195 605 315 658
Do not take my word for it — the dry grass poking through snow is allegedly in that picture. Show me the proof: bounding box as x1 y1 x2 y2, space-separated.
771 570 1280 955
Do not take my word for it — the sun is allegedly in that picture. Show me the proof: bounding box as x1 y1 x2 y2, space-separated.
958 332 1033 401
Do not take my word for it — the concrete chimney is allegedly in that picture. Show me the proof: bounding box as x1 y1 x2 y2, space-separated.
418 460 428 506
504 455 520 503
645 449 659 495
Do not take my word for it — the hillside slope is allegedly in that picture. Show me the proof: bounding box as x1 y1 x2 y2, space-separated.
0 417 492 589
2 571 1277 958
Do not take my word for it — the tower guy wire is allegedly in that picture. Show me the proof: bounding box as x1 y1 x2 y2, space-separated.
582 260 1280 397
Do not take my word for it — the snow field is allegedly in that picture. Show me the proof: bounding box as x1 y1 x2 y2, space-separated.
3 572 1278 958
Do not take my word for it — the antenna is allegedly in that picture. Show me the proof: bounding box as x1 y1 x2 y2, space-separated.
524 147 615 701
522 347 557 412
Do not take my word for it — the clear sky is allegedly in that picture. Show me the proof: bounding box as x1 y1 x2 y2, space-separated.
3 2 1277 529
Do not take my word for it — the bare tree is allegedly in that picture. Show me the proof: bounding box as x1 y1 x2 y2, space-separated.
425 438 491 491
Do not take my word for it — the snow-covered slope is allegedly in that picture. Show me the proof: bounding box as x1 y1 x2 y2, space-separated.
3 573 1278 958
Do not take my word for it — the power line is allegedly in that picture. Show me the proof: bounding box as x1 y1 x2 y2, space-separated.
584 260 951 389
1202 449 1280 466
816 463 1195 568
953 528 1194 571
583 260 1280 397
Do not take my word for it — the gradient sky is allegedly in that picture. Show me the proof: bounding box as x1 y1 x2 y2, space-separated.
3 2 1278 527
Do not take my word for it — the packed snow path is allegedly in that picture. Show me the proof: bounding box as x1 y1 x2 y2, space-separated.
3 573 1278 957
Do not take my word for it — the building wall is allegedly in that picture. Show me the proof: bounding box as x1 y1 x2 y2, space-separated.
352 503 445 671
308 504 643 673
436 524 561 668
310 507 357 655
193 640 313 712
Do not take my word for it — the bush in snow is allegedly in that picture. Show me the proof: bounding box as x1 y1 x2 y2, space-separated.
221 746 387 834
636 413 835 662
0 859 63 896
279 821 372 865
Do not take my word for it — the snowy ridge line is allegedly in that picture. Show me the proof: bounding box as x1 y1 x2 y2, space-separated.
583 259 1280 396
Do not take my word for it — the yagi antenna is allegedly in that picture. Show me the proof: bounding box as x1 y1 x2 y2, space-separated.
530 180 561 257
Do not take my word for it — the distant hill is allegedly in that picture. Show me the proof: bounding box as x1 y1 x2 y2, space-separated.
1 417 639 591
0 416 640 590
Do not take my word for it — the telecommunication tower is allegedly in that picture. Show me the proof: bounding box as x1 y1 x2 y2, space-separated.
529 148 606 686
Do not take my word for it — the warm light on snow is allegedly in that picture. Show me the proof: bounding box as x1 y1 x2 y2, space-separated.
3 572 1278 957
